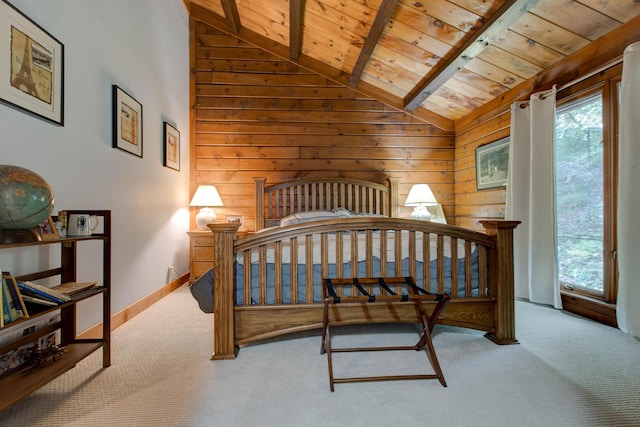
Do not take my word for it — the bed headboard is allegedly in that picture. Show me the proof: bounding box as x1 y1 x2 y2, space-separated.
254 177 399 230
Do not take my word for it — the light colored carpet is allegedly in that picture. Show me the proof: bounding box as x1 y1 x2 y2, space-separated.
1 285 639 427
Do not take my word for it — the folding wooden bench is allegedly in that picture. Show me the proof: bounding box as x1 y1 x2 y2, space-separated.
321 276 451 391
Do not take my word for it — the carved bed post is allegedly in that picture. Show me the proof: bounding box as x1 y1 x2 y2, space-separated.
480 220 521 344
254 177 266 231
208 223 241 359
387 177 400 217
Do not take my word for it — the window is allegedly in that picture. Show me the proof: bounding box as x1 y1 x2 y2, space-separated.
555 93 604 293
554 65 619 312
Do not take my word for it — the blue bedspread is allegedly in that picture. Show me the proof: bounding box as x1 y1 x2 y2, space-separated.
191 252 480 312
235 251 479 305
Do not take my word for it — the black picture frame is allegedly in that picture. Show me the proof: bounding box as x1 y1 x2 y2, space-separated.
163 121 180 171
476 137 509 190
112 85 143 157
0 0 64 125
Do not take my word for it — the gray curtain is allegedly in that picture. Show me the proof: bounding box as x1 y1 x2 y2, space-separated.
506 87 561 308
617 42 640 336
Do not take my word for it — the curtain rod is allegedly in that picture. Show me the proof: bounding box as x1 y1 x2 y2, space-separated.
558 55 623 91
517 55 624 108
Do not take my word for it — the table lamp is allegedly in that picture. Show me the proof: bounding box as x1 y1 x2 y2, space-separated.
190 185 224 230
404 184 438 220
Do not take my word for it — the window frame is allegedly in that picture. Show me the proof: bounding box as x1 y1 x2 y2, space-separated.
555 64 620 320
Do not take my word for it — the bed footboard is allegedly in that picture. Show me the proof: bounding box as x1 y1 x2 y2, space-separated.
208 219 519 360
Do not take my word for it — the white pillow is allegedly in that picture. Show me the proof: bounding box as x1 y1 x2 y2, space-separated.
256 225 280 233
347 210 386 217
279 210 338 227
334 208 353 217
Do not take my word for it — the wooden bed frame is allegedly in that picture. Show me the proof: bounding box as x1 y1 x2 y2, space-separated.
208 177 519 359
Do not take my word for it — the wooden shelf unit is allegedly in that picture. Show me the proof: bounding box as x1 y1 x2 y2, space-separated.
0 210 111 411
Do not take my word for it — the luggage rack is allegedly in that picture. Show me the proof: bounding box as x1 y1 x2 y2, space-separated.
321 276 451 391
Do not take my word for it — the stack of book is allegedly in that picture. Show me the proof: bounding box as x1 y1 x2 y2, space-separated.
1 270 97 327
17 281 71 306
51 281 98 297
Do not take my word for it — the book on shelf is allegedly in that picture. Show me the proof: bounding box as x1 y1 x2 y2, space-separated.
2 273 28 320
20 280 70 302
2 273 29 326
16 282 67 305
1 269 8 328
20 294 58 307
2 278 17 322
51 281 98 296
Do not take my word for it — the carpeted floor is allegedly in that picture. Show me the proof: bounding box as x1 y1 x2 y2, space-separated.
1 285 639 427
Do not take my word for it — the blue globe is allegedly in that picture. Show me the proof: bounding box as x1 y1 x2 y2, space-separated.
0 165 54 229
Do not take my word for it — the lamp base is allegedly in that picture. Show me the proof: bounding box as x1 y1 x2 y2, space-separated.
195 207 217 230
410 206 432 221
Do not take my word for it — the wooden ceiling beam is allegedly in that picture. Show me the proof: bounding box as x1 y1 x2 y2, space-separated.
403 0 540 111
347 0 399 87
189 3 454 131
456 12 640 134
220 0 241 34
289 0 305 60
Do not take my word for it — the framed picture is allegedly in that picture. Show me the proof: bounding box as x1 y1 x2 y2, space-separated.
0 0 64 125
163 122 180 171
476 137 509 190
225 215 244 230
427 204 447 224
112 85 143 157
37 216 59 240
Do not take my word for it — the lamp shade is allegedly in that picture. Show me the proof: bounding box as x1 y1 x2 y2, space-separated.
405 184 437 207
190 185 223 207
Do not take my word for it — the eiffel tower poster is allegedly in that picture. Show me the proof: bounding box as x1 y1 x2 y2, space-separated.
10 27 51 104
0 0 64 125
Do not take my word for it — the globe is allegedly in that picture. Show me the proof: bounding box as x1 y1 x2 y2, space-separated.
0 165 54 230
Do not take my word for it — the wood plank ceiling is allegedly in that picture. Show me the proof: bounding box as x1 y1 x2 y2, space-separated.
184 0 640 130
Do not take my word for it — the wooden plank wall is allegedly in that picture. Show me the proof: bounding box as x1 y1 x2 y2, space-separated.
454 109 510 231
191 21 455 231
453 15 640 232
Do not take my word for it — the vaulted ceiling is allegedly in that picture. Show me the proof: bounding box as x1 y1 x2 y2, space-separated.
183 0 640 130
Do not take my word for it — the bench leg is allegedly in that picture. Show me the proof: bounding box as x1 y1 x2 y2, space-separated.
321 300 329 355
414 305 447 387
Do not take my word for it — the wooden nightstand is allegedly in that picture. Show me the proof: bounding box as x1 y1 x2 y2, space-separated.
187 229 254 284
187 230 214 284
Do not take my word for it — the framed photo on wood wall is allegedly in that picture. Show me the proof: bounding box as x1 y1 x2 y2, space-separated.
112 85 143 158
163 122 180 171
225 215 244 230
476 137 509 190
0 0 64 125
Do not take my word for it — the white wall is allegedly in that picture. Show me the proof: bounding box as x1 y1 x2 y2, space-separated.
1 0 190 331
